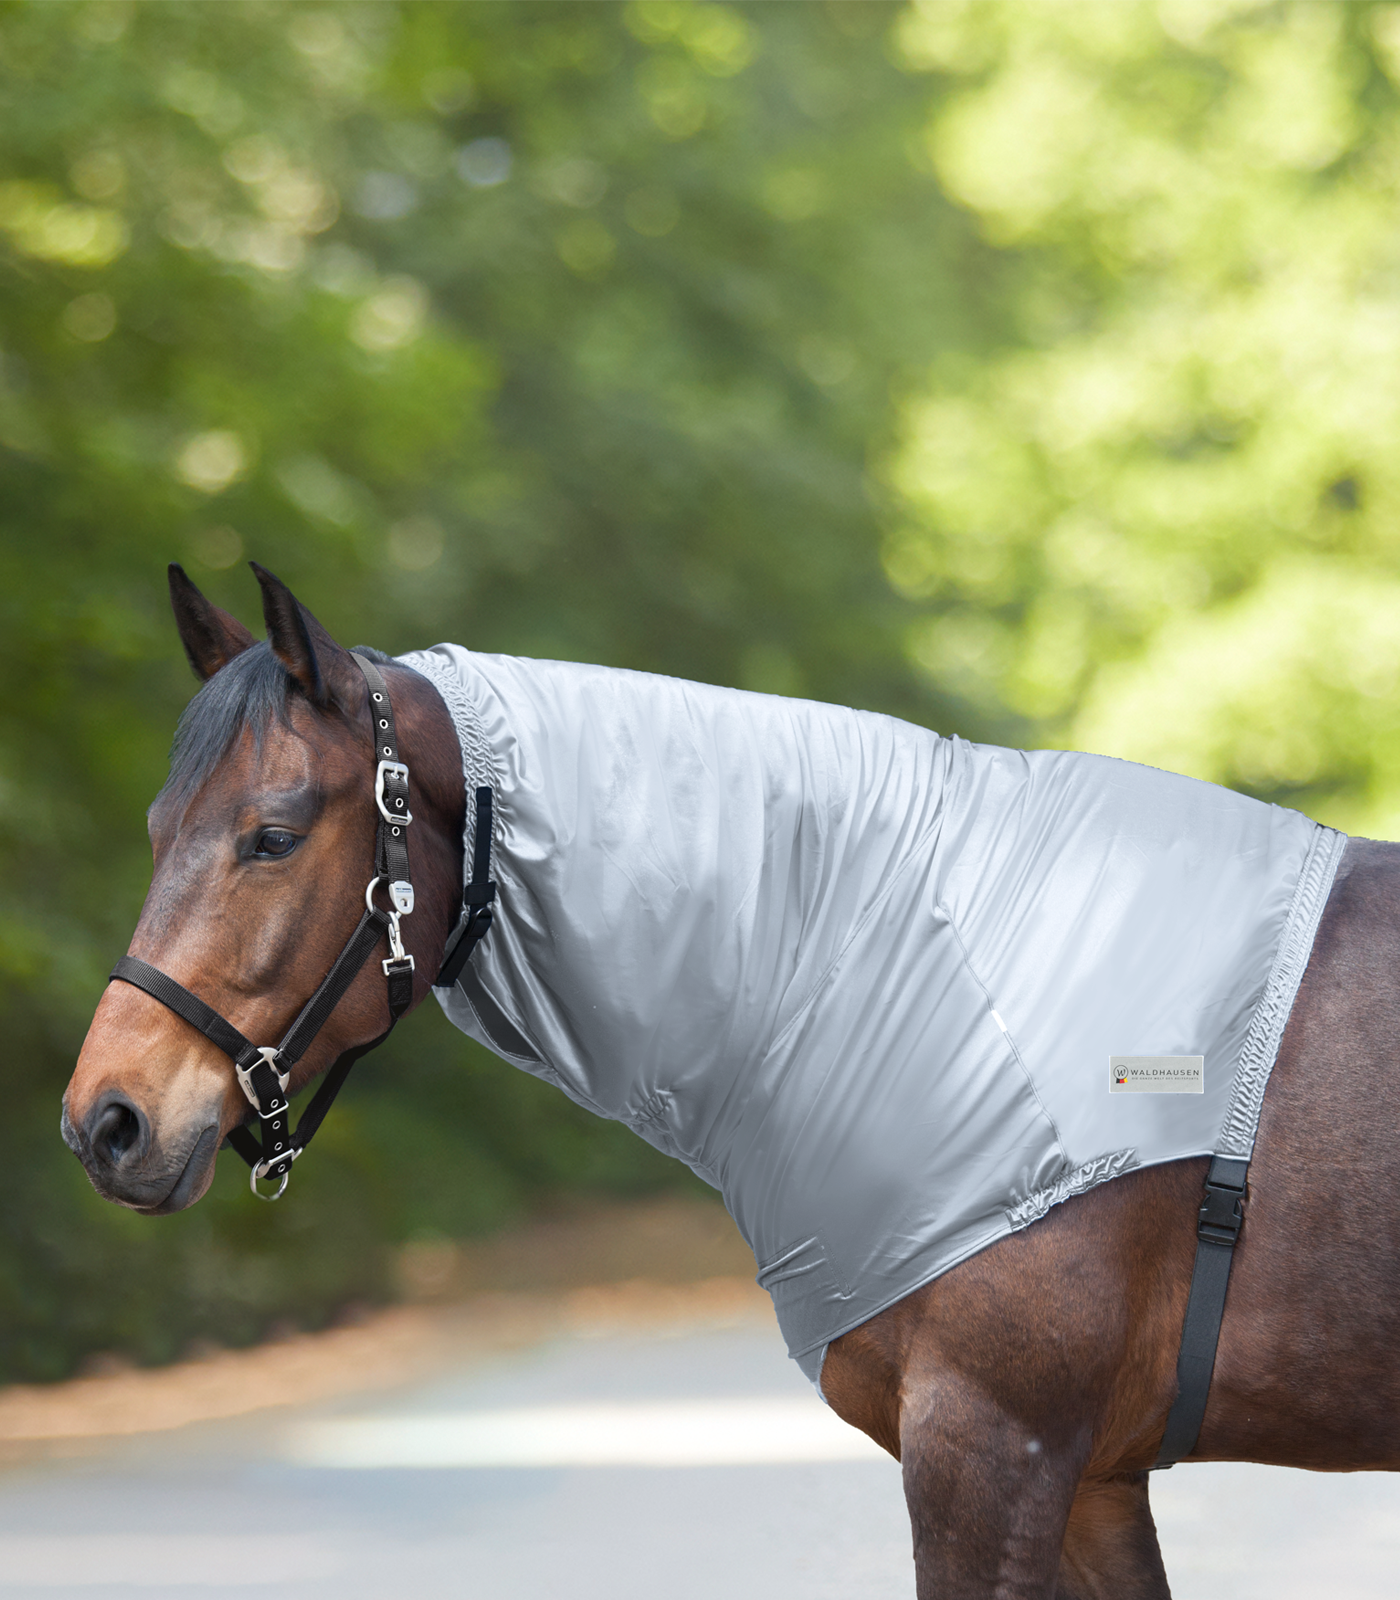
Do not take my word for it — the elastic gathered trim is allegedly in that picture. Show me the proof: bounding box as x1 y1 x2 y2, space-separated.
1217 825 1346 1158
401 648 501 878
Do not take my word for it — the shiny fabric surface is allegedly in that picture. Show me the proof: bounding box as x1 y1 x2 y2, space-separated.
402 645 1344 1382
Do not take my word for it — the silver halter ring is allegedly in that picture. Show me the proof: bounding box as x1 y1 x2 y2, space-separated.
250 1164 291 1201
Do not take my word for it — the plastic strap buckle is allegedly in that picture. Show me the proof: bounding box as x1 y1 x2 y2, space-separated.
1197 1157 1247 1247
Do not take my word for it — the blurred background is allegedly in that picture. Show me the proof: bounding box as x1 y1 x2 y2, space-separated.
6 0 1400 1385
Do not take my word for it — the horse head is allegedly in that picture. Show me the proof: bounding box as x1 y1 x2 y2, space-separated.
61 565 464 1213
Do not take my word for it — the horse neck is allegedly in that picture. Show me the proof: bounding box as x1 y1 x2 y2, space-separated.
455 652 801 1082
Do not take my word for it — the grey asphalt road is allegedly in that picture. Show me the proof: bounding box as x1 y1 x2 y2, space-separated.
1 1318 1397 1599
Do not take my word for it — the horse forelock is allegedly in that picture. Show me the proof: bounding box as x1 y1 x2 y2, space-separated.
156 642 299 813
155 642 399 815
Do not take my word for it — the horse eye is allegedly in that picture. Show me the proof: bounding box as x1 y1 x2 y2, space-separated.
254 829 298 858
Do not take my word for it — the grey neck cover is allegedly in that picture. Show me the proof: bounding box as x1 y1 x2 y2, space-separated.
402 645 1344 1383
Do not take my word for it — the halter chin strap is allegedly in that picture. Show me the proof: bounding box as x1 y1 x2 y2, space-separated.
109 652 495 1200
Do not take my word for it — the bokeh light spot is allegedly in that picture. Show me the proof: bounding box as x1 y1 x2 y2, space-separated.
62 293 116 343
176 431 249 495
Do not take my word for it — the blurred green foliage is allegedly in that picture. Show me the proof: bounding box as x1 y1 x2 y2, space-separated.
9 0 1400 1383
1 0 980 1381
887 0 1400 835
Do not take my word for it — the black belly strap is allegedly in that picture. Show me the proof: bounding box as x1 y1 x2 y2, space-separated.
1153 1154 1248 1468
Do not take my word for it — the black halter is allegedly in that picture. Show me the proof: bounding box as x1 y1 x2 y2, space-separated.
110 653 497 1200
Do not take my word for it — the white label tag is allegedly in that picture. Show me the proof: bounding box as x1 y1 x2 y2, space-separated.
1109 1055 1204 1094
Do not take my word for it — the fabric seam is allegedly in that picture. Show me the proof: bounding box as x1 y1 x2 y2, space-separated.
1216 823 1346 1157
938 901 1074 1179
757 1234 855 1304
1005 1146 1140 1231
401 649 502 879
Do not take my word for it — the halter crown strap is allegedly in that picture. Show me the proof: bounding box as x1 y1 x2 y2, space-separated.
355 653 414 920
352 653 416 1019
106 649 488 1200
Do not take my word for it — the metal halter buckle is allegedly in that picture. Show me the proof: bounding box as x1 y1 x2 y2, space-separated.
375 760 412 827
236 1046 289 1111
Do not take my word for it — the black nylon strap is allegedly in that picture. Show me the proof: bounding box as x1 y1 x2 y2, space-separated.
227 1022 396 1181
246 1059 285 1108
378 792 411 890
436 786 497 989
220 1040 379 1173
111 956 256 1064
285 1025 392 1151
225 1124 262 1166
1153 1155 1248 1468
468 784 493 891
276 909 393 1065
253 1054 294 1176
353 653 412 896
112 956 289 1179
386 961 413 1017
113 919 390 1080
350 655 415 1027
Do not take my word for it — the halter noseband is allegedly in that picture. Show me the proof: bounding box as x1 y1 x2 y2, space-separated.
109 652 496 1200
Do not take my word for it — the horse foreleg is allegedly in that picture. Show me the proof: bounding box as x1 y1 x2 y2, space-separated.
898 1377 1087 1599
1055 1472 1170 1600
897 1403 1172 1600
823 1164 1197 1597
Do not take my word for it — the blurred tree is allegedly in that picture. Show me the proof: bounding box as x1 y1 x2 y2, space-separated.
0 1 985 1379
888 0 1400 835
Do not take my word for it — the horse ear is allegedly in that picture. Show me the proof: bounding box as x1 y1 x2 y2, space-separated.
168 563 256 682
250 561 360 711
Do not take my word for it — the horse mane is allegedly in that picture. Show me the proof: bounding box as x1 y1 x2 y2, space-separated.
158 641 396 810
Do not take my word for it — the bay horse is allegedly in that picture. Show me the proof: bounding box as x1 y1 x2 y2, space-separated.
62 564 1400 1599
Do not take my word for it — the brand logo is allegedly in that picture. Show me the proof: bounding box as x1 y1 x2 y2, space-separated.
1109 1055 1204 1094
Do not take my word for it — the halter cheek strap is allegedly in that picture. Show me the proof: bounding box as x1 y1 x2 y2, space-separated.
108 652 495 1201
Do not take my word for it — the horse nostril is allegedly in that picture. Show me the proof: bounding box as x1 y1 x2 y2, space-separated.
89 1098 145 1167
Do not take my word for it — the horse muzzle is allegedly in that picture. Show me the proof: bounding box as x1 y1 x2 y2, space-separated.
61 1091 221 1213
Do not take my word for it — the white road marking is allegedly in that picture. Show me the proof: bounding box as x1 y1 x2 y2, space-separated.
286 1396 887 1469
